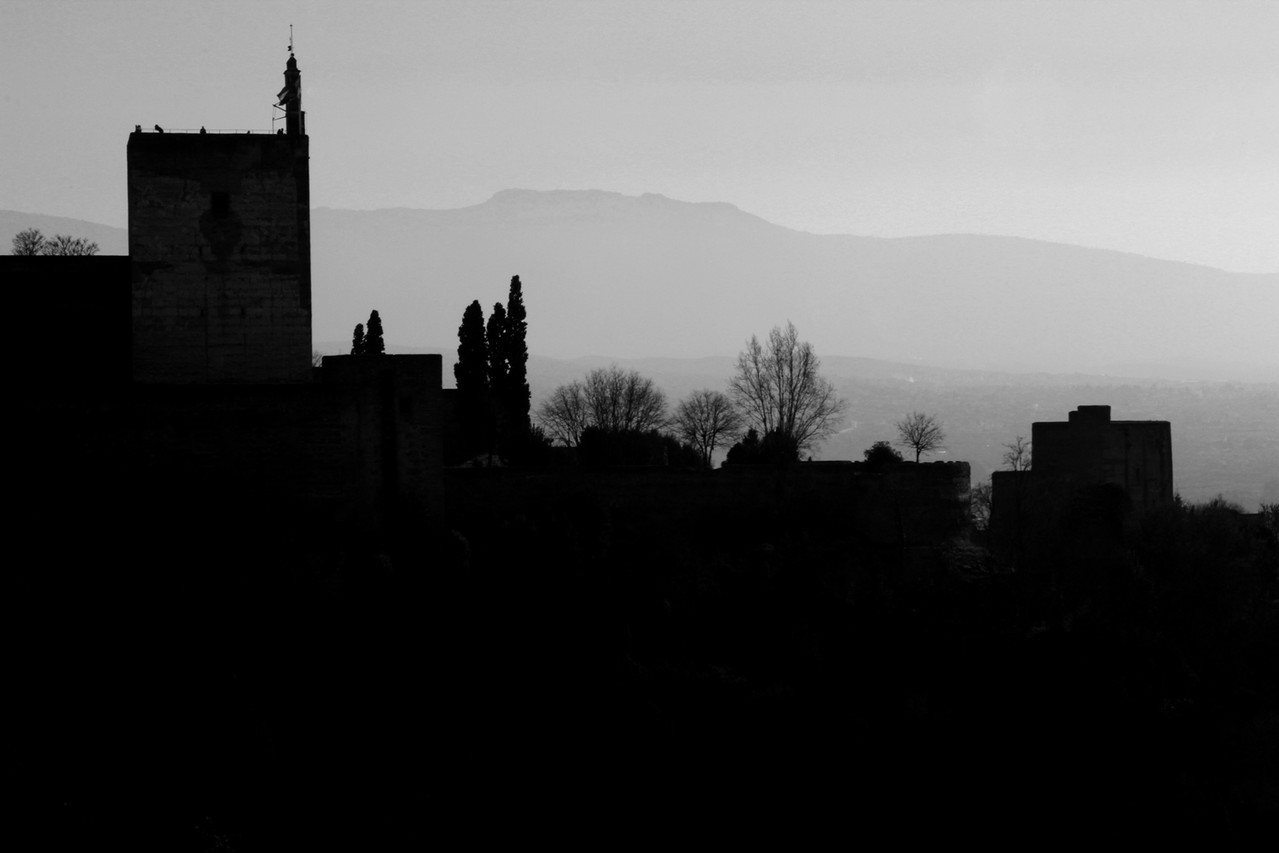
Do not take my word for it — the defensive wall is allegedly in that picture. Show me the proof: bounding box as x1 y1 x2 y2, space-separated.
127 355 444 534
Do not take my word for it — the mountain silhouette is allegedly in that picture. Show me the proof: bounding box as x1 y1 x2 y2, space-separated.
308 190 1278 378
7 193 1275 380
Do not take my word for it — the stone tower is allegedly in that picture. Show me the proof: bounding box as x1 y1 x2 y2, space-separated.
128 53 311 383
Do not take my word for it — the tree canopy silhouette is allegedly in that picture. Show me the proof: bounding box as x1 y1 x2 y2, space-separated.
454 300 492 459
364 310 386 355
537 381 590 447
455 300 488 395
728 321 845 454
673 389 743 467
724 427 800 464
502 276 530 435
10 228 99 256
485 303 507 390
863 440 903 469
538 365 667 445
450 277 533 461
583 365 667 433
350 323 366 355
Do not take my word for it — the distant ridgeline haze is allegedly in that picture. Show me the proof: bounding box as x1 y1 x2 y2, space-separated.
300 189 1277 378
7 194 1275 379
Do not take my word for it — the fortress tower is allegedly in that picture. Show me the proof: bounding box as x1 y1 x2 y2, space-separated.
1030 404 1173 511
128 53 311 383
990 405 1174 547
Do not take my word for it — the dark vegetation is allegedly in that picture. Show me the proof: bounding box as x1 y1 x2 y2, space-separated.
40 445 1277 843
863 438 904 469
671 388 743 466
723 426 801 464
450 276 537 463
537 365 670 446
349 309 385 355
430 478 1279 836
533 322 845 471
10 226 99 256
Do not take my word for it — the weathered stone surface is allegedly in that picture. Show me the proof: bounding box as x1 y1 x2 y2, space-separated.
128 132 311 384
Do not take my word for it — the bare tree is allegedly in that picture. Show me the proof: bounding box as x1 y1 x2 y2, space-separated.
45 234 99 256
11 228 99 256
583 365 668 433
537 381 590 447
11 228 45 255
673 389 743 467
538 365 668 446
895 411 946 462
728 321 846 453
1002 436 1032 471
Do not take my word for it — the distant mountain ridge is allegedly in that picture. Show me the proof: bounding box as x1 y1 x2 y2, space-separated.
307 190 1278 380
7 191 1277 382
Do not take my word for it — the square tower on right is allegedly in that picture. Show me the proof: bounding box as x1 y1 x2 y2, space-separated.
1031 405 1173 512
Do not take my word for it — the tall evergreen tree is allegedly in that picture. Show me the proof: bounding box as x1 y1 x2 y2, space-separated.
485 302 508 392
351 323 366 355
453 301 492 459
454 301 489 393
485 303 508 446
365 310 386 355
504 275 531 433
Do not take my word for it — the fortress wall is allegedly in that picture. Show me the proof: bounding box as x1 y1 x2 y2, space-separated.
129 355 443 533
321 355 446 528
1105 421 1173 510
128 133 311 384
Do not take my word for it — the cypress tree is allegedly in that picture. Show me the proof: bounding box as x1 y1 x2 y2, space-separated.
454 301 491 458
485 303 508 392
365 310 386 355
351 323 366 355
485 303 509 451
504 275 531 433
454 301 489 394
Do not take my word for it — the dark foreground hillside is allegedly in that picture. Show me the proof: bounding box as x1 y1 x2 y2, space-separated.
28 451 1278 846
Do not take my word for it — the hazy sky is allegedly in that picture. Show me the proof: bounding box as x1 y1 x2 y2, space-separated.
3 0 1276 272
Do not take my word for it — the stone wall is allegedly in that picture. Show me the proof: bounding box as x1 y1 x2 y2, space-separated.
128 132 311 384
128 355 444 534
